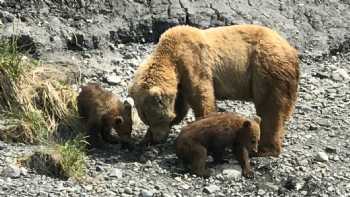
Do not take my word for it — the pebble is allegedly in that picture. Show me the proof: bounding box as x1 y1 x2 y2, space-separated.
105 74 121 85
140 189 154 197
259 182 279 191
325 146 337 153
181 184 190 190
222 168 241 180
1 164 21 178
123 187 133 195
257 189 265 195
315 152 329 162
332 69 350 81
203 184 220 194
109 168 123 178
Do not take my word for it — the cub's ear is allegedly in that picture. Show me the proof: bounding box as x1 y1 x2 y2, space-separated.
253 115 261 124
115 116 124 125
243 120 251 128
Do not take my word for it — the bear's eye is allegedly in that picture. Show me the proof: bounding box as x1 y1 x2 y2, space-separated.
154 96 163 106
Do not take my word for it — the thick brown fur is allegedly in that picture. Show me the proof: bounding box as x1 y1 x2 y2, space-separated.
128 24 299 156
176 112 261 178
77 83 132 148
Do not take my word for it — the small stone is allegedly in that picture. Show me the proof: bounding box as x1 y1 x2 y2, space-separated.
140 189 154 197
181 184 190 190
174 177 182 182
325 146 337 153
1 164 21 178
82 53 91 58
257 189 265 195
109 168 123 178
104 74 121 85
259 182 279 191
216 192 226 197
315 152 329 162
203 184 220 194
20 167 28 176
332 69 350 81
222 168 241 180
123 187 132 195
96 166 103 172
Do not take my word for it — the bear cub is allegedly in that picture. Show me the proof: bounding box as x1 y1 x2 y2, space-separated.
77 83 132 149
176 112 261 178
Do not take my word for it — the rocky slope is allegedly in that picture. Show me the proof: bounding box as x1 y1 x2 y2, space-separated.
1 0 350 57
0 0 350 196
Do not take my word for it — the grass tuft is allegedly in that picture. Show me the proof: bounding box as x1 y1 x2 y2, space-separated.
1 36 87 180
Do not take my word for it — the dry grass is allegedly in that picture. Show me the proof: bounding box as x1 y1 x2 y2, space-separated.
0 37 87 179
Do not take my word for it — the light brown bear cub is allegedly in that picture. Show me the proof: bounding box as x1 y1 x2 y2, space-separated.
128 24 299 156
77 83 132 149
176 112 261 178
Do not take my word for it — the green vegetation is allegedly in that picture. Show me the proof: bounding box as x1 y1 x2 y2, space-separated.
0 37 87 180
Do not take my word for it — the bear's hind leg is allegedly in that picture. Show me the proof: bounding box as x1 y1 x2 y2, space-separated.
254 99 292 157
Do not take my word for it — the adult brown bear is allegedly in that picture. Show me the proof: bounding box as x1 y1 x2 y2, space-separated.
128 24 299 157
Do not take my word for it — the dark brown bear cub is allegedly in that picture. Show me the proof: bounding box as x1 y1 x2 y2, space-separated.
77 83 132 149
176 112 261 178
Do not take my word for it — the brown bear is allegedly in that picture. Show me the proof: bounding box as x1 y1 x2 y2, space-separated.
176 112 261 178
77 83 132 148
128 24 299 156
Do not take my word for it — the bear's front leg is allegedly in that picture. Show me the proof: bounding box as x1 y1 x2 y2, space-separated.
186 80 216 119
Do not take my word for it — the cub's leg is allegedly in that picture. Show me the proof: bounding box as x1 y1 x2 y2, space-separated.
234 145 254 178
191 144 210 178
86 122 104 149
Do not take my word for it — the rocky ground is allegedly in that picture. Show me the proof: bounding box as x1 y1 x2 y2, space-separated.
0 46 349 197
1 0 350 196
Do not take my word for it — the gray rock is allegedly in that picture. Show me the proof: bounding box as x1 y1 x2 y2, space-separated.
123 187 133 195
222 168 241 180
259 182 279 192
109 168 123 178
315 152 329 162
140 189 154 197
104 74 121 85
325 146 337 154
203 184 220 194
332 69 350 81
1 164 21 178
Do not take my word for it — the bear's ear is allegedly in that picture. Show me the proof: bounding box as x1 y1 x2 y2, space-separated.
253 115 261 124
243 120 251 128
115 116 124 125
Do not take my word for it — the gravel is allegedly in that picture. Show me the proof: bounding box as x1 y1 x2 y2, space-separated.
0 46 349 196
